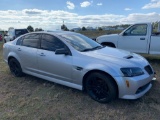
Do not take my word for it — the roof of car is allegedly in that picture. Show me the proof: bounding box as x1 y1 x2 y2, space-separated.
27 31 78 35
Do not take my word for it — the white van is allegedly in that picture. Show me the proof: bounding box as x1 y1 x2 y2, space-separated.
4 28 28 43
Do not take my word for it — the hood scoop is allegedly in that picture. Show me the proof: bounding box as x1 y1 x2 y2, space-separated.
124 55 133 59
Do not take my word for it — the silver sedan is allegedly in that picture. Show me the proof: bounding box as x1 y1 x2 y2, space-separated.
3 31 154 103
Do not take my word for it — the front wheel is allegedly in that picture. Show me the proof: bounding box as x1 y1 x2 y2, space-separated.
85 72 117 103
8 58 24 77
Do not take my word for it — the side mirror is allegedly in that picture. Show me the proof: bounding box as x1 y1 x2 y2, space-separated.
55 48 70 55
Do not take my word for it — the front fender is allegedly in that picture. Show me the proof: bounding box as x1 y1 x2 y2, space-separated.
83 63 120 77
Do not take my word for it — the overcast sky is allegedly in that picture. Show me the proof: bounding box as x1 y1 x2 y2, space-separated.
0 0 160 30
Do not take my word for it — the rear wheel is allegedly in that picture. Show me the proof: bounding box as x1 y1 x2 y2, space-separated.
85 72 117 103
8 58 24 77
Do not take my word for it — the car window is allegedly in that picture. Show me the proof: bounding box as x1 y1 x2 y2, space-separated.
124 24 147 36
22 34 40 48
15 29 28 36
8 30 14 36
60 33 102 52
16 36 23 45
41 34 66 51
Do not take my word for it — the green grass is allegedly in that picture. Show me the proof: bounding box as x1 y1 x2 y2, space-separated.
0 41 160 120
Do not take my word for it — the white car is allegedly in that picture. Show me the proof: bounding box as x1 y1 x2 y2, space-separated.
4 28 28 43
3 31 155 103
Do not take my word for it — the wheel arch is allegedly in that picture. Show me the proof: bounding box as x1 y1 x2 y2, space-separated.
82 69 119 96
8 55 21 66
8 56 17 63
8 56 24 77
7 52 21 64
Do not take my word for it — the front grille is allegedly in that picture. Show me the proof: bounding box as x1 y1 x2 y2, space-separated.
144 65 153 75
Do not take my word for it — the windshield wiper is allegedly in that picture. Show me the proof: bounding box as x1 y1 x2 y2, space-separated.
81 46 103 52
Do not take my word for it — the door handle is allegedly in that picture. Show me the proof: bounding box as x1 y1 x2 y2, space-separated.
39 53 45 56
140 38 145 40
17 48 21 51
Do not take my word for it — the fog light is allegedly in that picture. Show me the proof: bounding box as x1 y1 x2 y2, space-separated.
126 80 130 87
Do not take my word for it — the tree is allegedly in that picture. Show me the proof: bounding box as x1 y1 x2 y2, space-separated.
27 25 34 32
98 27 103 31
35 28 44 32
35 28 39 32
61 24 69 31
82 27 86 31
38 28 43 31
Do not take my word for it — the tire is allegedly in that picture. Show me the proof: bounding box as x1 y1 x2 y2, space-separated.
85 72 117 103
4 39 6 43
8 58 24 77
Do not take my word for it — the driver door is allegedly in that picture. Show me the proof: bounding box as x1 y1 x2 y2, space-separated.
118 24 148 53
37 34 73 82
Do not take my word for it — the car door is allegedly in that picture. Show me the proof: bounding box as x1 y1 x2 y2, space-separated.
16 33 40 73
37 34 73 82
118 24 148 53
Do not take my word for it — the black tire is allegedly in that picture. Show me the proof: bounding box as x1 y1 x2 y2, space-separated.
85 72 117 103
8 58 24 77
4 39 6 43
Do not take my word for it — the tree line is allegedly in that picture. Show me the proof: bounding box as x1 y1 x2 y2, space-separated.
27 25 44 32
27 22 159 32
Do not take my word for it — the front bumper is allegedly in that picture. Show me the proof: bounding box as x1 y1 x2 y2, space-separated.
114 73 154 99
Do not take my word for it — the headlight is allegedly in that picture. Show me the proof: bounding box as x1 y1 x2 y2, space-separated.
121 67 144 77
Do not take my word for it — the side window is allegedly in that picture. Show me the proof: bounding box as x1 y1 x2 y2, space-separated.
124 24 147 36
22 34 40 48
9 30 14 36
7 30 11 36
41 34 66 51
16 37 23 45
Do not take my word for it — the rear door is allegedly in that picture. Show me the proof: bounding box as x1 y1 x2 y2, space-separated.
37 34 73 82
16 33 40 73
118 24 149 53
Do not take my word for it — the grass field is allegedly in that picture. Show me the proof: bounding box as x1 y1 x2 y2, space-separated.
0 41 160 120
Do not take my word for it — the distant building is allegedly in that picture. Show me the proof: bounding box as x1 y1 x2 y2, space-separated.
71 27 81 32
101 26 116 31
117 27 124 30
102 26 110 30
109 27 116 30
86 27 96 31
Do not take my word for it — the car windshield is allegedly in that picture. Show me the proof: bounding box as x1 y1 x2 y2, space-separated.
60 34 103 52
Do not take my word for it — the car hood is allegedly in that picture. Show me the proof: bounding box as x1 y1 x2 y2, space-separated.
97 34 118 39
81 47 148 68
